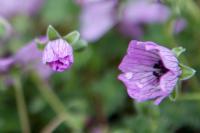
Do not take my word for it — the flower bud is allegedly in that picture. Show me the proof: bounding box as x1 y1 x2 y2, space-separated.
42 39 74 72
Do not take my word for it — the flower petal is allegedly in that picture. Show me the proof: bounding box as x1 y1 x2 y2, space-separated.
43 39 73 63
119 40 160 73
145 41 180 74
160 71 179 92
80 0 117 42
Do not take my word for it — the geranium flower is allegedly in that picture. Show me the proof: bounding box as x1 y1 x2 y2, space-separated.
42 39 74 72
118 40 181 105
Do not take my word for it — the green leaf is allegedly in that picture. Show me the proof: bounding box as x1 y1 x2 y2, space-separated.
63 30 80 44
169 82 180 102
179 63 196 80
72 39 88 51
172 47 186 57
47 25 60 40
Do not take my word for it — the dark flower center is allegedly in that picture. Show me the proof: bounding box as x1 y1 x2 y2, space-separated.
153 60 168 79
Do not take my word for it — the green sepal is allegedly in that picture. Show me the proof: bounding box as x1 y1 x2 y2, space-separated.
0 24 6 38
179 63 196 80
72 39 88 51
47 25 60 40
63 31 80 45
35 38 46 51
172 47 186 57
169 81 180 101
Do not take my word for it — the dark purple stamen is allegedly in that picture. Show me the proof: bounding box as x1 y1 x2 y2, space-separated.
153 60 168 78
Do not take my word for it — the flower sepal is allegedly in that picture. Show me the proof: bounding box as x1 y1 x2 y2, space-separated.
169 82 180 101
172 46 186 57
72 39 88 51
35 39 46 51
0 23 6 38
63 31 88 51
0 17 12 40
35 36 49 51
63 30 80 45
47 25 61 41
179 63 196 80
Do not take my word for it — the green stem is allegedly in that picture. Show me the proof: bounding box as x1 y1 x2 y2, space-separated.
178 93 200 101
31 73 80 132
14 78 31 133
41 115 65 133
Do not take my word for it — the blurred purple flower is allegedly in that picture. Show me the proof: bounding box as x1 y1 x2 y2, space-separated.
0 0 44 18
119 0 170 38
118 40 181 105
79 0 117 42
15 36 52 79
76 0 102 5
122 0 170 24
42 39 74 72
0 58 14 72
0 36 52 79
119 22 144 38
173 18 187 34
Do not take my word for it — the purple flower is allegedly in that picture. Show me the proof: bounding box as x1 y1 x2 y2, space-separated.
122 0 170 24
0 36 52 80
0 0 44 18
173 18 187 34
42 39 74 72
119 0 170 38
79 0 117 42
118 40 181 105
119 22 144 38
15 37 52 79
76 0 102 5
0 58 14 72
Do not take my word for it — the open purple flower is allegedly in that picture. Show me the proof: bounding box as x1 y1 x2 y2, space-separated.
42 39 74 72
118 40 181 105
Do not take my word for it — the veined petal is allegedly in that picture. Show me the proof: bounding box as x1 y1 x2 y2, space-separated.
145 41 180 73
43 39 74 72
160 71 179 92
118 40 181 105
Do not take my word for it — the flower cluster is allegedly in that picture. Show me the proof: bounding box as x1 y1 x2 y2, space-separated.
0 0 195 107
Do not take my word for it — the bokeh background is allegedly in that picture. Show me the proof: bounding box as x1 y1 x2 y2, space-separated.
1 0 200 132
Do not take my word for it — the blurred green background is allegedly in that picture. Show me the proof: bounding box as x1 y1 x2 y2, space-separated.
1 0 200 132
